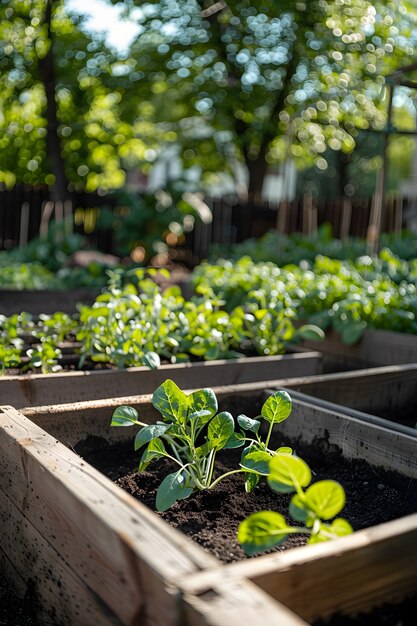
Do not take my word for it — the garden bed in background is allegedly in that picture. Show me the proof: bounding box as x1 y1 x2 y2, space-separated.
301 328 417 372
282 363 417 430
0 288 100 316
0 349 322 409
2 384 417 625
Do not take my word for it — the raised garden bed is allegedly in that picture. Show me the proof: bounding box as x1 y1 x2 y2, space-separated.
0 349 322 409
282 363 417 430
2 383 417 625
301 328 417 372
0 288 100 316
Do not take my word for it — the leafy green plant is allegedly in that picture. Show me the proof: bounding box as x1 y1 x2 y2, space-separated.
111 381 317 514
112 381 352 554
25 340 62 374
238 453 352 555
0 344 21 374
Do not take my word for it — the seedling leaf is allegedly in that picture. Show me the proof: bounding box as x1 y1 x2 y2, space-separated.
207 411 234 449
156 471 193 512
152 379 189 423
268 453 312 493
111 405 139 427
261 390 292 424
238 511 292 556
134 423 171 451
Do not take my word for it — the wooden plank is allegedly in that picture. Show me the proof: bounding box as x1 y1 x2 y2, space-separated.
302 328 417 371
0 488 120 626
0 351 322 409
0 405 217 626
23 382 417 474
0 288 99 316
187 513 417 623
274 389 417 477
181 577 308 626
282 363 417 427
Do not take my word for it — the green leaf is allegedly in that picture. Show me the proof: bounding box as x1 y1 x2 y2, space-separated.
303 480 346 520
237 414 260 434
142 351 161 369
188 388 218 424
155 471 193 512
224 432 245 449
207 411 235 449
240 450 271 476
296 324 325 341
308 518 353 544
111 405 139 427
276 446 292 455
244 472 260 493
289 493 309 523
268 454 312 494
261 390 292 424
138 438 167 471
152 379 189 424
340 322 367 345
134 423 171 451
238 511 292 556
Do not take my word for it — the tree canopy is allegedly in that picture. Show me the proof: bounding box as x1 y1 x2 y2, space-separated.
113 0 417 194
0 0 162 196
1 0 417 197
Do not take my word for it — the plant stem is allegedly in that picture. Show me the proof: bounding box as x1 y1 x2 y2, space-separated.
209 468 244 489
265 418 275 448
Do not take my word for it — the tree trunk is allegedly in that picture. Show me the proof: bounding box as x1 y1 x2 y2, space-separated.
246 141 269 199
38 0 69 201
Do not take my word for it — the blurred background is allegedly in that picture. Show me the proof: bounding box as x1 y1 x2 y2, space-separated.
1 0 417 269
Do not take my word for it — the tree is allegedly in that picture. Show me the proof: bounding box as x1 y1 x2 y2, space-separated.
0 0 159 196
111 0 417 197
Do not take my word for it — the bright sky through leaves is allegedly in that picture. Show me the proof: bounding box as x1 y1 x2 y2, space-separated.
65 0 141 52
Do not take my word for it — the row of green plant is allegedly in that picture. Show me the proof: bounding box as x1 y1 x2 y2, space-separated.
210 225 417 267
0 268 322 374
0 226 113 290
192 248 417 344
112 381 352 555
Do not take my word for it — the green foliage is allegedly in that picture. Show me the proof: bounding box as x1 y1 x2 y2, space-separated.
98 185 198 262
111 383 297 511
238 454 352 556
110 0 417 193
0 227 111 290
192 240 417 343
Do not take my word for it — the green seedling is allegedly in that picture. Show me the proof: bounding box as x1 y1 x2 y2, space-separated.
111 380 295 511
238 453 352 555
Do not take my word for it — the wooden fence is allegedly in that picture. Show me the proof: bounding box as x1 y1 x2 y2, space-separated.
0 185 406 264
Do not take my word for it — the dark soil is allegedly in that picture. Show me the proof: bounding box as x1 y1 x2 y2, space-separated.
313 592 417 626
3 431 416 626
77 433 417 625
77 432 417 565
0 576 40 626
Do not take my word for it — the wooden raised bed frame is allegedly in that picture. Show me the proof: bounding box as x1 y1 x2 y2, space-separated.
0 287 99 316
2 383 417 626
282 362 417 430
302 327 417 372
0 349 322 409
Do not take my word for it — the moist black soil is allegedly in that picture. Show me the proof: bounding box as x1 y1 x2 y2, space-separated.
0 575 40 626
78 433 417 565
78 433 417 625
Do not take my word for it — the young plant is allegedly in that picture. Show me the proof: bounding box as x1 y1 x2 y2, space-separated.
237 453 353 555
111 380 297 511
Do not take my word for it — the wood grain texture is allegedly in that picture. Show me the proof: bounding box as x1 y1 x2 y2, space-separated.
282 363 417 426
190 513 417 622
181 577 308 626
0 405 217 626
0 351 322 409
302 328 417 371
